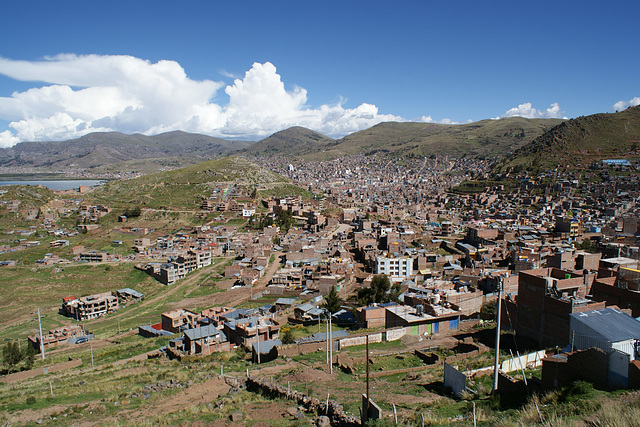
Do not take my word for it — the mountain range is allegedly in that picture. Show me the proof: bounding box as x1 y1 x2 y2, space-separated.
1 107 639 173
0 131 251 171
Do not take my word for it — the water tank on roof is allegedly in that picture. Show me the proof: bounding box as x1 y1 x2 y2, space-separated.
433 293 440 304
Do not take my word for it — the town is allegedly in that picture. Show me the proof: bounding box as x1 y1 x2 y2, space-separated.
1 152 640 425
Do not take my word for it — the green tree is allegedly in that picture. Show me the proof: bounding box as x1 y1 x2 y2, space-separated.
281 329 295 345
356 274 400 306
323 286 341 314
23 345 36 370
577 238 595 252
3 341 22 373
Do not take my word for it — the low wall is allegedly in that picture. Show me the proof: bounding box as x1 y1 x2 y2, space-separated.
279 342 327 357
358 365 426 379
337 333 382 350
414 350 440 365
500 350 546 373
386 327 408 342
246 377 360 426
0 358 83 383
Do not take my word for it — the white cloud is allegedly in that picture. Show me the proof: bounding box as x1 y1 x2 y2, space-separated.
417 116 468 125
0 55 405 146
498 102 567 119
613 97 640 111
0 130 19 148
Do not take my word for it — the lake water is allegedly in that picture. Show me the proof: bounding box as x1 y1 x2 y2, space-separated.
0 180 104 191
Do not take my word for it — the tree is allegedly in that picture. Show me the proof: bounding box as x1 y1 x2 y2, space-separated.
357 274 400 306
281 329 295 345
323 286 341 314
3 341 22 373
23 344 37 370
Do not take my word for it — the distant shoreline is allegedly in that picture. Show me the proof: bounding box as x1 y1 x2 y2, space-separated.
0 177 106 191
0 173 97 181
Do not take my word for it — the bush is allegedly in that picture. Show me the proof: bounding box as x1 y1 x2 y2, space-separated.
281 329 295 345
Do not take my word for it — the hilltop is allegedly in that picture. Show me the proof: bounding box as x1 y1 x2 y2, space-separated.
240 126 335 157
325 117 564 159
87 156 294 210
0 131 251 171
0 118 565 172
239 117 563 160
493 105 640 174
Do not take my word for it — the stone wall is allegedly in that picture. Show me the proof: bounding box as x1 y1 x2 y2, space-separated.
245 377 360 426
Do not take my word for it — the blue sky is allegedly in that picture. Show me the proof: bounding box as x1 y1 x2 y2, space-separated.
0 0 638 146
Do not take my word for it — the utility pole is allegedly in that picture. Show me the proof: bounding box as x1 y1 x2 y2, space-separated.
326 312 329 364
37 308 45 360
256 323 261 364
329 313 333 374
364 334 370 424
492 277 503 394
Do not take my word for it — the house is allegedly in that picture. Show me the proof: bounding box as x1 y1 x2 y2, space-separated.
375 255 414 281
28 325 86 353
569 307 640 361
355 304 390 329
223 316 280 347
252 338 282 363
385 301 461 335
590 268 640 317
515 268 603 347
78 251 108 262
61 292 119 320
274 297 297 312
182 325 230 355
293 303 325 323
161 309 199 333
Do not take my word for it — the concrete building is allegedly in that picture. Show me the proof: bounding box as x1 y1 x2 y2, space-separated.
161 309 199 333
516 268 603 347
375 255 413 280
61 292 119 320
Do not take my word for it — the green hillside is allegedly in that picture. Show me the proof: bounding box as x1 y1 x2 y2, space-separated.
0 131 251 171
88 157 289 210
493 105 640 174
324 117 564 159
240 126 334 157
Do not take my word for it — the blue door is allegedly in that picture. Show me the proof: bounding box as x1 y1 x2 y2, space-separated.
449 318 459 330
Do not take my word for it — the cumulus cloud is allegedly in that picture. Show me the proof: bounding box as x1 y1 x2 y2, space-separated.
417 116 469 125
0 130 19 148
0 54 404 146
498 102 567 119
613 97 640 111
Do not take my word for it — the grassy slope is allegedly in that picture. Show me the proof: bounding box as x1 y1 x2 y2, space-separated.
321 117 564 159
241 126 335 157
494 105 640 173
87 157 290 210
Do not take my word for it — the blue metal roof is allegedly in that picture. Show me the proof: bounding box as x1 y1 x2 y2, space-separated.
570 307 640 342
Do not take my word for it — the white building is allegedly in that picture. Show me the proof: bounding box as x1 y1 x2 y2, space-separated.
375 256 414 280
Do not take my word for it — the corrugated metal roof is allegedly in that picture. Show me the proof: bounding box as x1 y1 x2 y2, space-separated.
252 338 282 354
570 307 640 342
184 325 226 341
